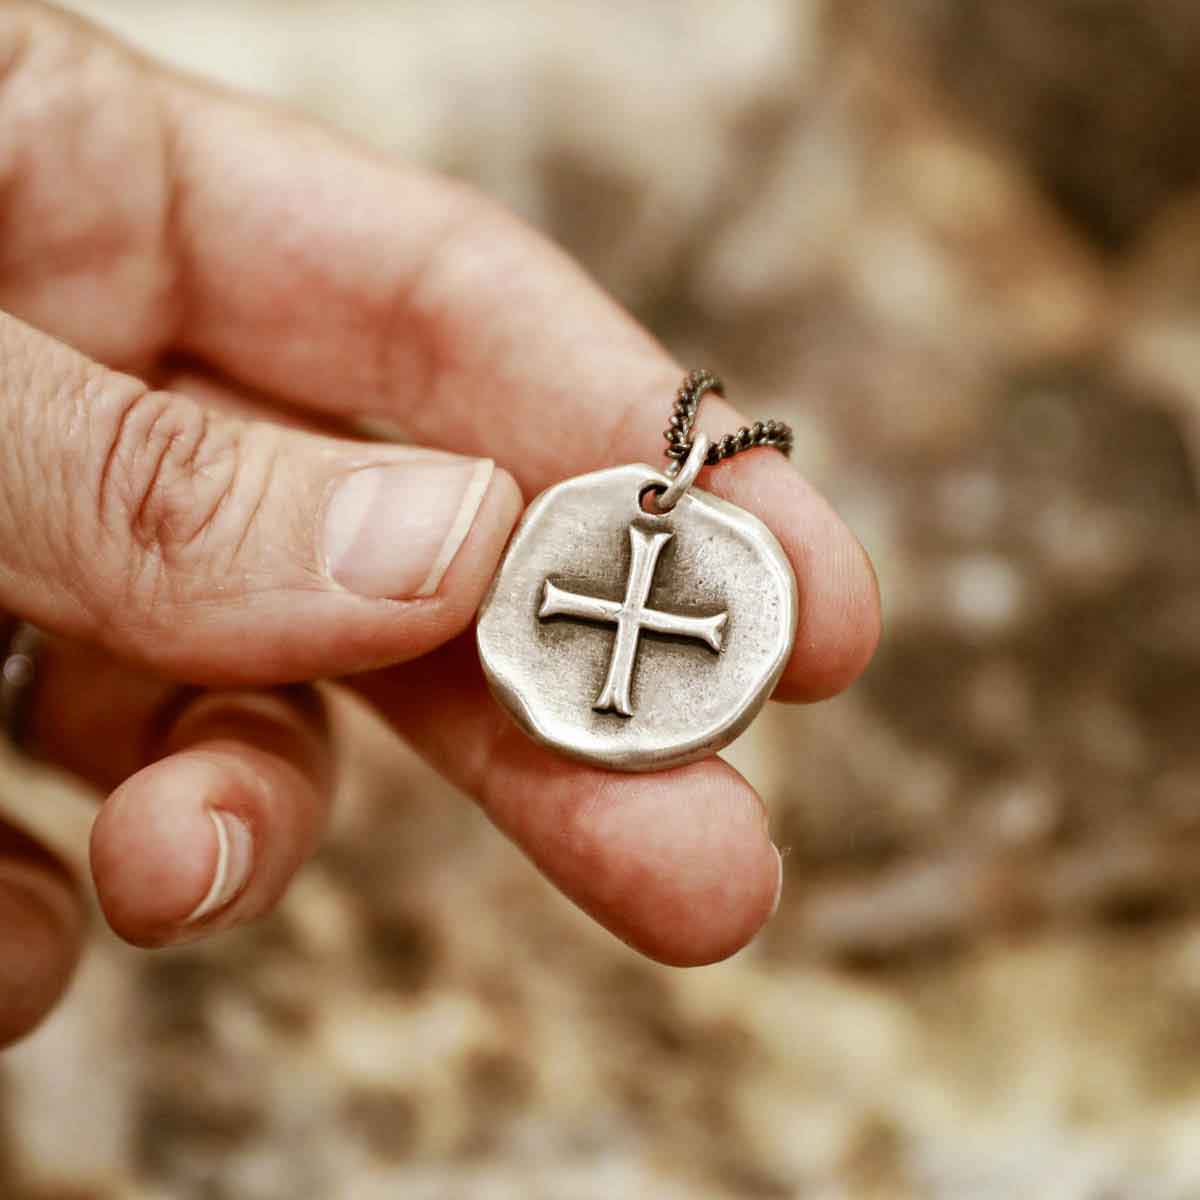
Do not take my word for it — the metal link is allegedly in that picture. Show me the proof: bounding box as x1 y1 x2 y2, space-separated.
663 369 793 469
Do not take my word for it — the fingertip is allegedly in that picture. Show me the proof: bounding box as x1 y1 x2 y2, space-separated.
615 767 782 968
705 454 881 703
492 748 781 968
91 753 235 946
429 458 524 588
482 462 523 560
776 531 883 703
92 689 331 947
477 463 523 576
378 459 523 659
356 644 785 969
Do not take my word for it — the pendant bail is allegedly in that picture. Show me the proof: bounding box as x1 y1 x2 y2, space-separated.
653 433 710 514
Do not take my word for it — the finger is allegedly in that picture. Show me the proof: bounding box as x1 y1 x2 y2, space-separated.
0 311 521 684
157 77 879 700
25 364 410 791
351 638 782 967
29 635 173 792
159 371 874 704
36 629 775 966
0 823 84 1047
90 687 332 947
26 634 336 948
0 6 875 699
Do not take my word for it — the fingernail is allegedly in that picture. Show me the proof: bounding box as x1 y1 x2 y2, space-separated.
185 810 253 925
324 459 495 599
770 845 784 918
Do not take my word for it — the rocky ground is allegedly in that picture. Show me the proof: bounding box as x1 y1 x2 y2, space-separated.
3 2 1200 1196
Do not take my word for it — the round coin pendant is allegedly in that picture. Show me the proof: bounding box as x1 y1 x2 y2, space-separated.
476 462 798 772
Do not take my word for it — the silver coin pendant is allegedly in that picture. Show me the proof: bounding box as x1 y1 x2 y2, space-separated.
476 458 798 772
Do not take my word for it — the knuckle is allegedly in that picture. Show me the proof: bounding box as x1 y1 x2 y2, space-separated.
89 378 267 608
0 7 178 363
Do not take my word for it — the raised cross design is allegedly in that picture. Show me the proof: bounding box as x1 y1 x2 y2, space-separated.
538 525 727 717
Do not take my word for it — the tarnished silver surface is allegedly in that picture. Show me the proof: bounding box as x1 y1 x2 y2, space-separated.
477 463 798 771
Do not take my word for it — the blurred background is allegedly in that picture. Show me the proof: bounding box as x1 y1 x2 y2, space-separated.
4 1 1200 1196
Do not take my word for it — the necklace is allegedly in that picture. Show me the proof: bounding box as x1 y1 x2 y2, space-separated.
477 370 797 772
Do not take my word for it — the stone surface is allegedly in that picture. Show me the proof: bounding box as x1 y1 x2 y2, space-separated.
2 1 1200 1197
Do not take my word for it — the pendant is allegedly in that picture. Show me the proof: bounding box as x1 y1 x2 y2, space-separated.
477 432 798 772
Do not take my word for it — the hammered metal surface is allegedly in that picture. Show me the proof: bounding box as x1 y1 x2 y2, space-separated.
477 463 798 771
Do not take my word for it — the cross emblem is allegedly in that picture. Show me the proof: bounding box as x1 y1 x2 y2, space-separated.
538 525 728 717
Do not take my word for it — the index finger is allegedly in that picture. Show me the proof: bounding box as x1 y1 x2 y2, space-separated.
160 72 880 700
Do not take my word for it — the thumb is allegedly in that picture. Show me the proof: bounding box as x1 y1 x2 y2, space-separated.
0 312 521 683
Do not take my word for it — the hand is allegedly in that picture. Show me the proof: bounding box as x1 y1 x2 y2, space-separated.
0 3 880 1045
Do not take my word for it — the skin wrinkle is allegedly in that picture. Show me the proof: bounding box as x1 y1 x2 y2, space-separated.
128 392 188 553
92 373 151 547
114 394 250 588
82 382 246 635
174 415 237 557
163 407 259 568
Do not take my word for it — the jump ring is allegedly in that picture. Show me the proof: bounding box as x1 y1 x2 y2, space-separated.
651 432 710 514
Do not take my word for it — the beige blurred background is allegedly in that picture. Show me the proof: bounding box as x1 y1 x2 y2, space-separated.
5 2 1200 1197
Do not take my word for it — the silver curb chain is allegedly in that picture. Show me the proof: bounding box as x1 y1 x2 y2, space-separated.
663 368 794 469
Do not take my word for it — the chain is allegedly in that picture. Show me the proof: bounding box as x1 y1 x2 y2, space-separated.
663 369 793 469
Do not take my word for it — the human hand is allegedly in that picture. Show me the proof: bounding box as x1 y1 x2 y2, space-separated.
0 3 880 1046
